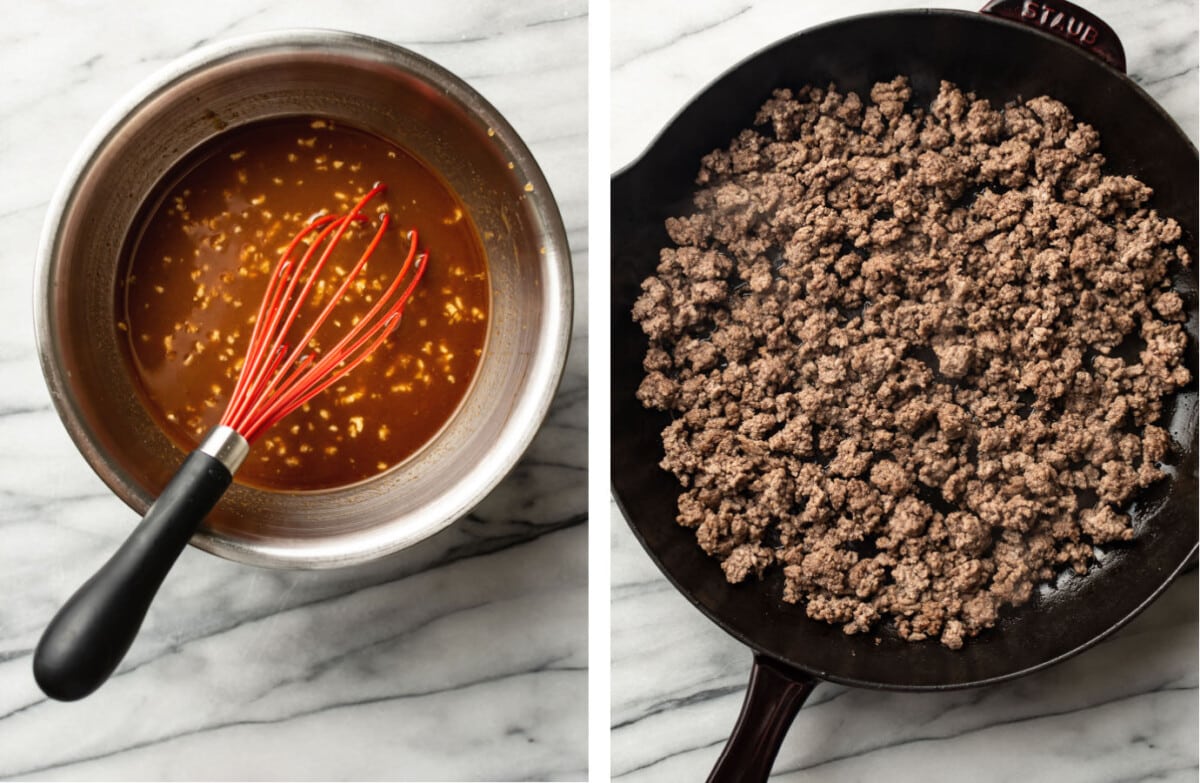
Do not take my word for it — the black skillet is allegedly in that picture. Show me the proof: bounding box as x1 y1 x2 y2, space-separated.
610 2 1199 780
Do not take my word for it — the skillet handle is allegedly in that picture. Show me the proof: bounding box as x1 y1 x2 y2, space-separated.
980 0 1126 72
707 653 818 783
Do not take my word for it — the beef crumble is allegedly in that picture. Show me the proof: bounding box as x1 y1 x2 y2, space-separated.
632 77 1192 649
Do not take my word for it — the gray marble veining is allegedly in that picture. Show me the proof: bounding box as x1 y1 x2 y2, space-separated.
1 1 586 780
611 0 1197 780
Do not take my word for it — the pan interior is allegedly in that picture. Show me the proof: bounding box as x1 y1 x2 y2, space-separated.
611 10 1198 690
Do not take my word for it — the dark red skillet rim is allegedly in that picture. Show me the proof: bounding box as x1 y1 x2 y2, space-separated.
612 7 1199 692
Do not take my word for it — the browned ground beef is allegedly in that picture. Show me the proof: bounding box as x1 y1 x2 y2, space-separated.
632 77 1192 649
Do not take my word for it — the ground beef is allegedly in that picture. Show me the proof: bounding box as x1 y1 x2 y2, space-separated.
632 77 1193 649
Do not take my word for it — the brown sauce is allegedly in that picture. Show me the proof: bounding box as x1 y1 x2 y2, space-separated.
118 117 489 491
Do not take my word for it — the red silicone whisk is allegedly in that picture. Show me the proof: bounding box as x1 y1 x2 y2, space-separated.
34 184 426 701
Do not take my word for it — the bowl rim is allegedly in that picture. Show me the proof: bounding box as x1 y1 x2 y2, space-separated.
33 28 574 569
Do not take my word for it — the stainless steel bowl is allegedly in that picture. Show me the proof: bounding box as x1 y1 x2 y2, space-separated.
34 30 572 568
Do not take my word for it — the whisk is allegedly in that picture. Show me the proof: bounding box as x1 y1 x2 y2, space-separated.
34 184 426 701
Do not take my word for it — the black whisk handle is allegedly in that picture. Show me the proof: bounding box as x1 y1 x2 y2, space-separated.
34 448 235 701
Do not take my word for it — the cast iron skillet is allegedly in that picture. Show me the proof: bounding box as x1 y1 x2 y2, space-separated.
611 3 1198 780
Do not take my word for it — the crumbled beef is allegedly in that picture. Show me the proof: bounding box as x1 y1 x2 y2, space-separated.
633 77 1192 649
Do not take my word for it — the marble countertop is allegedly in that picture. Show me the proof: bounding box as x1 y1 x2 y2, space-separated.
611 0 1198 781
0 1 586 780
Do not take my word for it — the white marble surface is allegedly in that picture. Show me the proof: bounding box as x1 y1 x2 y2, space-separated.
611 0 1198 781
0 1 586 781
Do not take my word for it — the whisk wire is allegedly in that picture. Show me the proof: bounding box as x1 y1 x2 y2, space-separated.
241 310 405 439
276 210 391 378
223 213 337 427
219 183 427 443
241 242 424 441
234 213 358 416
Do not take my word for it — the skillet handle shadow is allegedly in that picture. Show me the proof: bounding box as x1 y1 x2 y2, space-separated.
707 655 819 783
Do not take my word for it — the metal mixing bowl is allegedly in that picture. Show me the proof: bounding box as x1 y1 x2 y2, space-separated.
34 30 572 568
